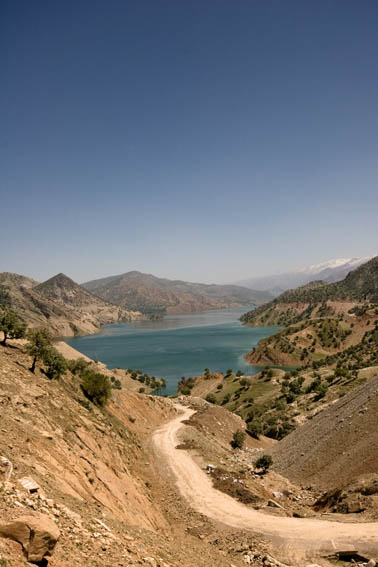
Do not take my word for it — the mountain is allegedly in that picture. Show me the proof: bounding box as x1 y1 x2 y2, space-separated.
83 271 273 315
237 256 373 295
0 272 141 337
240 255 378 366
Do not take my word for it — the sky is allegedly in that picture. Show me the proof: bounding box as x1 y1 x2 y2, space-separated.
1 1 378 284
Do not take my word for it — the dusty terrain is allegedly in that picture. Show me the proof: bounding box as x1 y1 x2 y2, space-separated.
270 373 378 489
0 342 281 567
153 405 378 564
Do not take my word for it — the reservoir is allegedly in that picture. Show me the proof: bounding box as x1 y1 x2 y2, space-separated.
67 307 279 395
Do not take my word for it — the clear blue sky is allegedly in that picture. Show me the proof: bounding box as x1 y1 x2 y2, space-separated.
2 1 377 284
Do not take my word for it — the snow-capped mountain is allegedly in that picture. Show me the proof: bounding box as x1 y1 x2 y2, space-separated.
236 256 373 295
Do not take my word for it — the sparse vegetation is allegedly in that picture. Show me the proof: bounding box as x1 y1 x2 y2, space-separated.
255 454 273 473
231 429 246 449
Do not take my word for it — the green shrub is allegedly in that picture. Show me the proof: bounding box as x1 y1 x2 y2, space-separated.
112 378 122 390
255 454 273 473
43 348 67 379
81 370 111 406
67 358 91 375
205 393 217 404
231 429 246 449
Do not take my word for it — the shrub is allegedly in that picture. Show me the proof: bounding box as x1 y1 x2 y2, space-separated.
81 370 111 407
67 358 91 375
205 393 217 404
222 393 231 404
112 378 122 389
138 387 145 393
255 454 273 473
231 429 246 449
43 348 67 379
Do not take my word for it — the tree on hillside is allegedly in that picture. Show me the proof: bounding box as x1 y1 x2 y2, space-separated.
43 347 67 380
255 454 273 474
231 429 246 449
0 308 26 346
26 328 53 373
81 369 111 406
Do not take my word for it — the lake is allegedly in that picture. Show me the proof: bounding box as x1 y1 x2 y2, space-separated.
66 307 280 395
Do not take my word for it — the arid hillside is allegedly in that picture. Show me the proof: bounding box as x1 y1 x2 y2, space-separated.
270 372 378 489
83 271 272 315
0 341 274 567
0 272 141 337
241 256 378 366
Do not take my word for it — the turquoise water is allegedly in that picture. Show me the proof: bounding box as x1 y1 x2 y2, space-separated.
66 307 280 395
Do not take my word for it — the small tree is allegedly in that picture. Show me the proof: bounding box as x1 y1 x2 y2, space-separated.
81 370 111 407
26 328 53 373
231 429 246 449
0 308 26 346
205 393 217 404
255 454 273 474
43 347 67 380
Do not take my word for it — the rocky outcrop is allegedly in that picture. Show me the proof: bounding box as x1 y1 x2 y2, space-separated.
0 514 59 563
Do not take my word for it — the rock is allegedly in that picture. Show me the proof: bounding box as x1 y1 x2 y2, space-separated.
0 456 13 482
0 514 60 563
272 491 284 499
367 560 376 567
18 476 40 493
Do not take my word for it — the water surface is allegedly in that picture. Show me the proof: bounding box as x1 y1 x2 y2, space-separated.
67 307 279 395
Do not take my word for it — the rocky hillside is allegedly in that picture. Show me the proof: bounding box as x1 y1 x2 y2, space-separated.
241 256 378 327
0 272 141 338
241 256 378 366
83 271 272 315
0 339 291 567
270 373 378 490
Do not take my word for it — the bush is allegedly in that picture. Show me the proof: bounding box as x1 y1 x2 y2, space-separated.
222 393 231 404
67 358 91 375
43 348 67 379
255 454 273 473
0 308 26 345
205 393 217 404
231 429 246 449
112 378 122 390
81 370 111 407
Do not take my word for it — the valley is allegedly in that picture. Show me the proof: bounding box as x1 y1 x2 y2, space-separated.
0 255 378 567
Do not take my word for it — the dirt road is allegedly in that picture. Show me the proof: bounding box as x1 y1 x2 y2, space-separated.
153 406 378 563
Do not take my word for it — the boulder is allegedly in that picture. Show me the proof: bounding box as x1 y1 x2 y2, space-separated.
0 514 60 563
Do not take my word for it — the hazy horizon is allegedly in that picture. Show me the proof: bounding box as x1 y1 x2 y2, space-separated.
2 1 378 284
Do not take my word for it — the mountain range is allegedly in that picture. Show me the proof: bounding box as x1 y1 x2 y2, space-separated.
0 270 272 336
236 256 373 295
82 270 272 315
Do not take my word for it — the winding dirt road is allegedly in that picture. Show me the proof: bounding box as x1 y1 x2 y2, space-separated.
153 406 378 562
